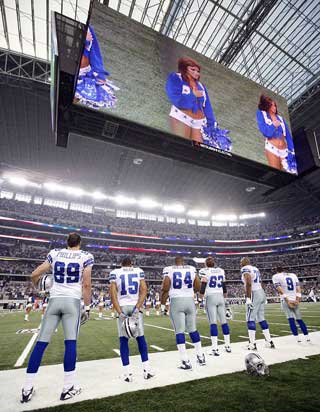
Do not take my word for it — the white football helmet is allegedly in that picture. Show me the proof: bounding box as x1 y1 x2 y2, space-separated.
245 353 269 376
37 275 53 293
122 316 139 339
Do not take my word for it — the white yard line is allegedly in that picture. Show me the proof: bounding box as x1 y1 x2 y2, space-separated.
271 334 280 337
14 324 41 368
113 349 120 356
185 341 194 346
150 345 164 351
238 335 249 339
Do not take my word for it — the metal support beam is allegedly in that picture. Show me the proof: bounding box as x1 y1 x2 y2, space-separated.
0 49 50 83
0 0 10 49
289 78 320 115
218 0 279 66
159 0 184 36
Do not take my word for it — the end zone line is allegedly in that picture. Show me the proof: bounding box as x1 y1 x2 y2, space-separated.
14 324 41 368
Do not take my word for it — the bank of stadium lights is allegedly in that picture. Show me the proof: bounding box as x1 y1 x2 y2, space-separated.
163 203 185 213
187 209 209 218
3 174 41 188
138 197 161 208
239 212 266 219
212 214 238 221
113 194 137 205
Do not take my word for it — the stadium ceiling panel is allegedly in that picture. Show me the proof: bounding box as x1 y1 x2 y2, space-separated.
0 0 319 103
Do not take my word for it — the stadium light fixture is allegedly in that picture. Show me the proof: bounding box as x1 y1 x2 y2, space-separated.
43 182 62 192
113 194 137 205
212 214 238 221
163 203 185 213
91 191 107 200
4 174 40 188
187 209 209 218
67 186 85 196
138 197 160 208
239 212 266 219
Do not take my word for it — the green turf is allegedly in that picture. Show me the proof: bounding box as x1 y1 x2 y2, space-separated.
33 355 320 412
0 302 319 370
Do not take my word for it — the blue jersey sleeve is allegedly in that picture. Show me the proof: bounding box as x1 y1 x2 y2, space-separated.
165 73 197 110
256 110 278 138
202 85 216 126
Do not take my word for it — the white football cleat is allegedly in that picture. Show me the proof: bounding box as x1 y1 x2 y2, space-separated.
178 360 192 370
60 385 81 401
143 369 155 380
196 354 206 366
210 349 220 356
20 387 34 403
122 373 133 383
225 345 232 353
247 342 257 351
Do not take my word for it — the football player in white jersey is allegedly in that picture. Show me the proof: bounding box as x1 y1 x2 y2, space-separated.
20 233 93 403
161 256 205 369
240 257 274 350
272 266 310 343
199 257 231 355
24 294 34 321
110 257 154 382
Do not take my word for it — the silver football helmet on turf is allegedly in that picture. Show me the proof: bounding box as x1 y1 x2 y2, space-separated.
122 316 139 339
245 353 269 376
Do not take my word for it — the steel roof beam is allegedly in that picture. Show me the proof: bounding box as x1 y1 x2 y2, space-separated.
218 0 280 66
0 0 10 50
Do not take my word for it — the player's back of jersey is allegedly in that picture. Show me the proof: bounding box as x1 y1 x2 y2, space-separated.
48 248 94 299
199 267 225 295
163 265 196 298
241 265 262 291
272 272 298 301
109 266 145 306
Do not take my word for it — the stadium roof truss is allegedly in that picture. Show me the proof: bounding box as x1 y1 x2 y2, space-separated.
0 0 319 106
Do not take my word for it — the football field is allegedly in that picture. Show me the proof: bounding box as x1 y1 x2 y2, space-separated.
0 302 319 411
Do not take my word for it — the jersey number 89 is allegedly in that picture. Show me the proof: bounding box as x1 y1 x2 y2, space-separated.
54 262 80 283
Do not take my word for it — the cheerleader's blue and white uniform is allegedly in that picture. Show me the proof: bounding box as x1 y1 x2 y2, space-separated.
75 26 119 109
166 73 232 152
256 110 297 174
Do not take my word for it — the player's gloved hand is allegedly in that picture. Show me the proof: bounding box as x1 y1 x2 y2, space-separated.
80 305 90 325
131 306 141 322
160 304 168 316
119 312 127 321
225 308 233 320
245 297 253 310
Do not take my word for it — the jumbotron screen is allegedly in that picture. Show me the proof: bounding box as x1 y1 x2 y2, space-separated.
74 3 297 174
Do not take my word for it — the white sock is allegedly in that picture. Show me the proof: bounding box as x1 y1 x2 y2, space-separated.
248 329 256 343
194 341 203 356
146 311 150 316
224 334 230 347
177 343 188 362
63 370 76 390
156 311 159 316
99 312 102 318
262 328 271 342
142 360 150 372
23 373 36 391
123 364 131 375
25 314 28 321
211 336 218 350
111 312 115 318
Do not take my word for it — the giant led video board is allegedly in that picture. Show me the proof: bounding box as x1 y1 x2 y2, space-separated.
74 3 297 174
